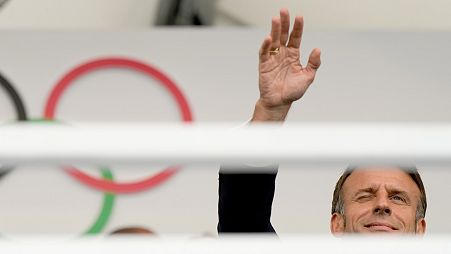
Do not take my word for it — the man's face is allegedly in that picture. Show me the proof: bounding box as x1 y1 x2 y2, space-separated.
330 167 426 234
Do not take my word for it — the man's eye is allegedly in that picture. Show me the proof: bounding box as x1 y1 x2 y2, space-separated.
391 195 406 202
356 195 372 201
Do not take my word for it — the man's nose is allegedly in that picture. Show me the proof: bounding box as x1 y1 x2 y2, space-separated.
373 196 391 216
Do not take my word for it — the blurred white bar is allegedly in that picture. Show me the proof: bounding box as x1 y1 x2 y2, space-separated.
0 236 450 253
1 123 451 165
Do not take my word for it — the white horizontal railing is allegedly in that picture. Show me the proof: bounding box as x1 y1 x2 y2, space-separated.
1 123 451 165
0 236 450 253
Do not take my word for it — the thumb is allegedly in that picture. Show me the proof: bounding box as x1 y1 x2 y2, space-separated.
306 48 321 72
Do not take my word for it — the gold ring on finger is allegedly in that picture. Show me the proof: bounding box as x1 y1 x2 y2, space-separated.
269 48 280 56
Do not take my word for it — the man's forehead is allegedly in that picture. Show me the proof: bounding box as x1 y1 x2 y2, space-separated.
342 167 421 194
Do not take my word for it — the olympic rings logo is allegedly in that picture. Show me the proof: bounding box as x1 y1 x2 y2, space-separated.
0 57 193 234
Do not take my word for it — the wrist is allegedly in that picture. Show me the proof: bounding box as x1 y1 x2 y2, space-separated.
251 99 291 122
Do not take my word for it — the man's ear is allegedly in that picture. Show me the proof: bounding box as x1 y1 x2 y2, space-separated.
416 218 426 235
330 212 345 235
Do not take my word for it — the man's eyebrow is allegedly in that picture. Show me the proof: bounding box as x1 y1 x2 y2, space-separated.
354 187 378 196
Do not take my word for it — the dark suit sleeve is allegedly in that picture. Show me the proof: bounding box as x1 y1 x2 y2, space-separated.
217 164 277 233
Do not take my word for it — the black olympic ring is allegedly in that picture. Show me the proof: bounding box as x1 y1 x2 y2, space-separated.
0 71 28 179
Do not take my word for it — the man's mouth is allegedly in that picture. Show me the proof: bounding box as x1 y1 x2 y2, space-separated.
364 222 398 232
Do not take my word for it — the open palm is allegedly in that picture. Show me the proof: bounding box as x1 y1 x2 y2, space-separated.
258 9 321 109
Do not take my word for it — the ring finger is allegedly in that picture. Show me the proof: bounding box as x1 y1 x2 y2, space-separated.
270 17 281 51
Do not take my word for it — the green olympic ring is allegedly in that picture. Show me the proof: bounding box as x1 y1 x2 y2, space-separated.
0 119 116 236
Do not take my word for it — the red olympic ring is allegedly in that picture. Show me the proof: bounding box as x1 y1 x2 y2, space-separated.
44 57 193 194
